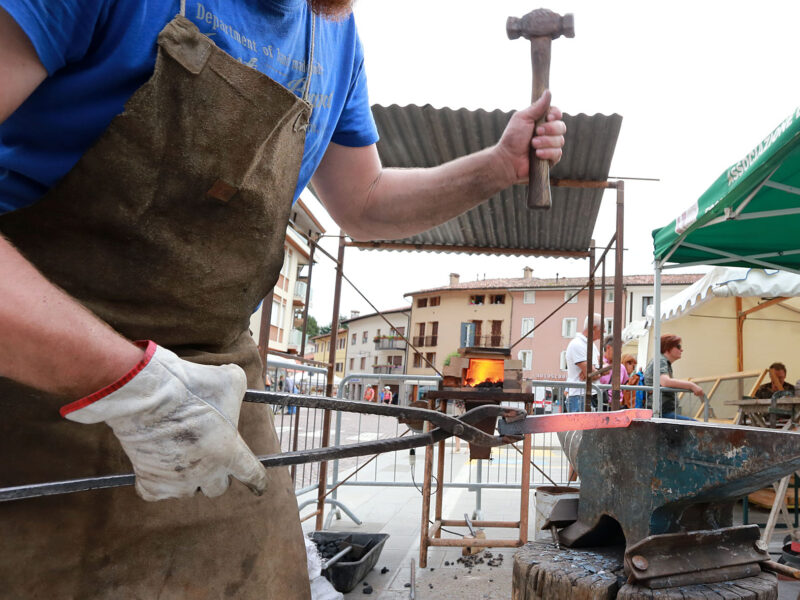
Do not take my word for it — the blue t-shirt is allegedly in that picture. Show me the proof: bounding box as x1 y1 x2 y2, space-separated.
0 0 378 213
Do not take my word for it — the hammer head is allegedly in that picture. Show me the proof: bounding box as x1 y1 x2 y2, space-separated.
507 9 575 41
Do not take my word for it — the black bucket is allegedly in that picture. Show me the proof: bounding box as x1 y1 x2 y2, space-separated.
309 531 390 593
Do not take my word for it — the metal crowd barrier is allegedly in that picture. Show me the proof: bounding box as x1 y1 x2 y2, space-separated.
315 378 694 525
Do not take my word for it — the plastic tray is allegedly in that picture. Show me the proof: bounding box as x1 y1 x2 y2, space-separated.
309 531 390 593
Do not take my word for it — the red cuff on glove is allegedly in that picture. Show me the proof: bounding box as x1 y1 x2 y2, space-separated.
60 341 157 417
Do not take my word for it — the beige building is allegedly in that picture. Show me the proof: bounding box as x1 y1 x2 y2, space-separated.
405 273 513 376
309 328 348 378
248 197 324 354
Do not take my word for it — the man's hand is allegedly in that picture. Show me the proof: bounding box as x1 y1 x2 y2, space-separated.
689 383 705 398
61 341 268 501
493 90 566 185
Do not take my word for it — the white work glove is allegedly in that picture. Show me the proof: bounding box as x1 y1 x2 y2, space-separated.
60 341 268 501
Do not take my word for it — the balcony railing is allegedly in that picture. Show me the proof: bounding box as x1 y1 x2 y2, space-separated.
374 338 407 350
287 328 303 348
293 280 308 301
373 365 404 374
464 335 506 348
411 335 438 347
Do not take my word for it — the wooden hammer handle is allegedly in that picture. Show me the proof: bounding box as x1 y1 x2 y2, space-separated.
528 36 552 209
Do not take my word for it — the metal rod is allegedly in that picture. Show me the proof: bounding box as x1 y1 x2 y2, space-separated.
585 243 596 408
653 263 662 416
317 233 346 530
611 181 625 410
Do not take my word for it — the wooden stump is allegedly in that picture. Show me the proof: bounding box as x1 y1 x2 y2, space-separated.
513 541 779 600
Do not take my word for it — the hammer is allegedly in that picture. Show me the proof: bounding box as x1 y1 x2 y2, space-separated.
507 9 574 209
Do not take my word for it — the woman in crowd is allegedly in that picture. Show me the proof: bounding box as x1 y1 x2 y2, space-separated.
644 334 703 419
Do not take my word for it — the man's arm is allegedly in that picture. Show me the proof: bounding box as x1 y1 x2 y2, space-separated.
312 92 565 241
0 8 143 397
659 373 704 397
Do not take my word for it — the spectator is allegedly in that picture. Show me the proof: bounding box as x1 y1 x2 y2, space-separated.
363 386 376 403
755 362 796 399
564 314 602 412
598 336 629 408
621 354 639 408
382 386 392 404
644 335 703 419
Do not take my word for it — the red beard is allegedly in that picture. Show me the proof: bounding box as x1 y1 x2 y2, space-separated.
308 0 354 19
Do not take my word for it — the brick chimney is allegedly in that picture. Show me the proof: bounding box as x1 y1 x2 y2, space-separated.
449 273 460 286
523 266 533 281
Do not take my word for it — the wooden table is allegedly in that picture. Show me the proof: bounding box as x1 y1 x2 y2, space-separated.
725 396 800 544
725 396 800 428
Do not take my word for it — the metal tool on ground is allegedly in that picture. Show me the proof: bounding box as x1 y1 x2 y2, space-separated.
321 545 352 570
507 8 574 209
552 419 800 587
409 558 416 600
0 394 649 502
462 513 486 556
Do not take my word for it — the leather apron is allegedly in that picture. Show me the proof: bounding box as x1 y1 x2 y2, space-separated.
0 13 313 599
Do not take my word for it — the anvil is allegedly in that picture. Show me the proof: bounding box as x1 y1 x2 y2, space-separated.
556 419 800 586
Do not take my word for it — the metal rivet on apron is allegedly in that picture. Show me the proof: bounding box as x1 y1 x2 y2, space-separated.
206 178 239 203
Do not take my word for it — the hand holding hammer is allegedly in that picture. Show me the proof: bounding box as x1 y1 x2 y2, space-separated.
508 9 574 209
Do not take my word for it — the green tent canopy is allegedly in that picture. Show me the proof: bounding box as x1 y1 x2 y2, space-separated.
653 107 800 273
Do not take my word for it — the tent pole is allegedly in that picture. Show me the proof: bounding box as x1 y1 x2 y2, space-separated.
653 262 662 416
585 243 596 410
736 296 744 372
611 181 624 410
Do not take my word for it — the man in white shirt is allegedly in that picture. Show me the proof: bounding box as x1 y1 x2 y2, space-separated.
564 313 602 412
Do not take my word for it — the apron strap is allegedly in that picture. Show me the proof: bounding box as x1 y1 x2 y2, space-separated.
180 0 186 17
301 15 315 105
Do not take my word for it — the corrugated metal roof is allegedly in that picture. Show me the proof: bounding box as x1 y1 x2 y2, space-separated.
360 105 622 255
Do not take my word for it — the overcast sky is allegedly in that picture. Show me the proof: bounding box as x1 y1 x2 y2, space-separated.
302 0 800 325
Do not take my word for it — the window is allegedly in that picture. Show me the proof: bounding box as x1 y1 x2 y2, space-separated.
559 351 568 371
362 331 368 343
349 358 354 370
337 337 346 349
351 333 357 345
470 295 485 305
396 326 405 335
425 352 436 367
605 290 615 303
518 350 532 370
417 297 428 308
491 294 505 304
521 317 535 339
523 291 536 304
360 357 366 370
270 300 281 326
335 362 343 372
604 318 613 336
429 296 441 307
391 355 403 366
429 321 439 346
565 291 578 303
562 318 577 338
413 353 422 368
641 296 654 317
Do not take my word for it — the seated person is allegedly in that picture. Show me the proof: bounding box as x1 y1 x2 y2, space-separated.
755 362 796 399
644 334 703 419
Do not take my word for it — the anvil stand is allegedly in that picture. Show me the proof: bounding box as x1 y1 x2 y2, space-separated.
418 392 535 568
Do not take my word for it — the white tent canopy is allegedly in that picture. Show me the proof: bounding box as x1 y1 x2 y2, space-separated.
644 267 800 325
623 268 800 417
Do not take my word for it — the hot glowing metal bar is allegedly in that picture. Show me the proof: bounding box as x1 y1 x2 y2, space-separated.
497 408 652 436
